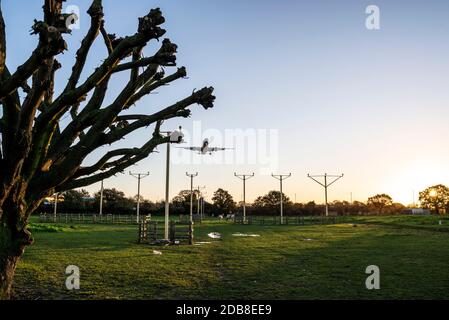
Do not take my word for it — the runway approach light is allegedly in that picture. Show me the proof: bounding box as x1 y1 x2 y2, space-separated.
170 127 184 143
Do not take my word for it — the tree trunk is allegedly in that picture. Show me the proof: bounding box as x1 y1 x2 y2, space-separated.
0 216 33 300
0 251 20 299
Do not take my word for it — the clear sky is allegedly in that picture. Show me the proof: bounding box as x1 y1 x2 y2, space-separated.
2 0 449 205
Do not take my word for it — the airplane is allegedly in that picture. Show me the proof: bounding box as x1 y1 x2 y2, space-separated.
178 138 233 155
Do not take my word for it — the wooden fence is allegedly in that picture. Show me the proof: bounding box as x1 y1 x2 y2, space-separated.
138 218 194 245
234 215 337 226
179 214 203 223
169 220 194 245
39 213 142 225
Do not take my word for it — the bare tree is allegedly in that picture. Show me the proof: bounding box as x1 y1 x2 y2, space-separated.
0 0 215 299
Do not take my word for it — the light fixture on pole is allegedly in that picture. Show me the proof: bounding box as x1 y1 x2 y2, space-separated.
234 173 255 222
161 127 184 240
271 173 292 224
307 173 344 216
186 172 198 223
129 171 150 223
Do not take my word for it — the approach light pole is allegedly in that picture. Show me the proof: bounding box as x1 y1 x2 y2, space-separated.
53 193 59 221
129 171 150 223
197 185 206 217
201 195 205 218
186 172 198 223
99 179 104 216
161 127 184 240
307 173 344 216
234 173 255 222
271 173 292 224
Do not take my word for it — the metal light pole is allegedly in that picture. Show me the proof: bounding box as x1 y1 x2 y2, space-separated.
99 179 104 216
201 196 205 219
307 173 344 216
186 172 198 223
272 173 292 224
159 127 184 239
234 173 255 222
53 193 59 221
197 186 206 216
164 137 171 239
129 171 150 223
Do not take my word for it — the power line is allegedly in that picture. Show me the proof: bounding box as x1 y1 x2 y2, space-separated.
129 171 150 223
234 173 254 222
307 173 344 216
271 173 292 224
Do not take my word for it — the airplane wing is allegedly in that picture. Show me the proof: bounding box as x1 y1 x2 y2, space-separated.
209 147 234 152
177 146 202 151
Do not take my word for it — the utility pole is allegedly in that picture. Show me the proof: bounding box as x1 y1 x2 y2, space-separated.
307 173 344 216
165 134 171 239
272 173 292 224
201 195 205 218
186 172 198 223
234 173 255 222
99 180 104 216
129 171 150 223
197 186 206 218
53 193 59 221
350 192 353 204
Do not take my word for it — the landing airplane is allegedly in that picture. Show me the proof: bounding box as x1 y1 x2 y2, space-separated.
178 138 233 155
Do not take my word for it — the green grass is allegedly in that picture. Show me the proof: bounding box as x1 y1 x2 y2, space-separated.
13 215 449 300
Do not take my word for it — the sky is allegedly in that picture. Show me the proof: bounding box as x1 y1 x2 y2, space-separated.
2 0 449 205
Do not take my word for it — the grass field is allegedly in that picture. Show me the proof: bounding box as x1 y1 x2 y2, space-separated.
13 215 449 300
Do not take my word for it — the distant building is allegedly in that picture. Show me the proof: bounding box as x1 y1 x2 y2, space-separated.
81 197 96 204
402 208 430 215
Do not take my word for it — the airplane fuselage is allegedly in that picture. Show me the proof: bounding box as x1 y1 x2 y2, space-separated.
200 140 209 154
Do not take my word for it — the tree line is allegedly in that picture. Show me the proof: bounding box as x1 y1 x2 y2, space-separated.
38 184 449 216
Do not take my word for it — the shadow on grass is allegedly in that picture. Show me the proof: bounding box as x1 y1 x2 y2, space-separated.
13 222 449 300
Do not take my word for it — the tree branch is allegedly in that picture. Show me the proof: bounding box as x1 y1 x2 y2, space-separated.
36 8 167 126
0 1 6 76
125 66 186 108
56 124 167 191
0 9 69 100
65 0 104 91
103 86 214 145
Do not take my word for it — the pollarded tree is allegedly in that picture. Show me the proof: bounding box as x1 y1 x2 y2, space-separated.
0 1 215 299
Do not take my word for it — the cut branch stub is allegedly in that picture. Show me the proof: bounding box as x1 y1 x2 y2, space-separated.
87 0 104 18
138 8 166 39
197 87 216 109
